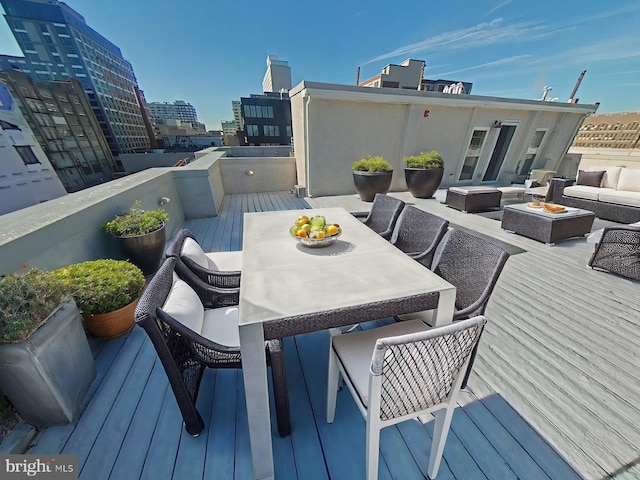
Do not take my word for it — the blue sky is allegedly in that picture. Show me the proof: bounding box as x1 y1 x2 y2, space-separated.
1 0 639 130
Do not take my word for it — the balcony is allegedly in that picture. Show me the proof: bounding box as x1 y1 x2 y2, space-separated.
1 148 639 479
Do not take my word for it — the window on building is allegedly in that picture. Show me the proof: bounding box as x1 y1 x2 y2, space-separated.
459 129 487 181
263 125 280 137
15 146 41 165
286 126 292 137
246 124 259 136
0 120 21 130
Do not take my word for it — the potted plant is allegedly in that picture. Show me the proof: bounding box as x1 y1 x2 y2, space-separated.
404 150 445 199
101 200 169 275
0 269 96 427
50 259 146 339
352 155 393 202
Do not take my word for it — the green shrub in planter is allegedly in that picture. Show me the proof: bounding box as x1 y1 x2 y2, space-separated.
404 150 444 169
352 155 393 173
101 200 168 237
49 259 145 315
0 269 69 343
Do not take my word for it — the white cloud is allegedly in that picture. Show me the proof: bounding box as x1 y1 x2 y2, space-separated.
433 55 530 77
486 0 512 17
363 18 556 65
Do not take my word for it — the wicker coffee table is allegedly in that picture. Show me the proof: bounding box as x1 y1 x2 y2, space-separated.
501 203 595 244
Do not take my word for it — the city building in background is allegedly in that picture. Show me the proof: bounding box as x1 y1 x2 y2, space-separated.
240 92 292 146
0 0 153 155
572 111 640 149
262 54 291 93
1 70 118 192
359 58 472 94
154 119 221 149
232 100 243 131
221 120 236 135
0 80 67 214
147 100 198 124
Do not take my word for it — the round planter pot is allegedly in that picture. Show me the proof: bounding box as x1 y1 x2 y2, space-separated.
83 297 139 339
352 170 393 202
118 224 166 276
404 167 444 199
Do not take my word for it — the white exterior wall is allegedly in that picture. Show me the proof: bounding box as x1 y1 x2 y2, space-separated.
0 83 67 215
290 81 597 197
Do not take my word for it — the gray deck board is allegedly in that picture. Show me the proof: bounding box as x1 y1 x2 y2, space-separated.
26 190 638 479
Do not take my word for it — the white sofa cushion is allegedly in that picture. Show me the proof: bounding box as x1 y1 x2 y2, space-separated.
598 190 640 208
616 168 640 193
586 166 622 189
163 277 205 334
563 185 616 201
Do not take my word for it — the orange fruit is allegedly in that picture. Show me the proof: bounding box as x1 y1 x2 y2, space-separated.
297 230 308 237
326 225 339 236
315 231 326 239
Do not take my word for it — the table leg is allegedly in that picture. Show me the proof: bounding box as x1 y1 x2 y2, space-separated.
432 287 457 327
239 323 274 480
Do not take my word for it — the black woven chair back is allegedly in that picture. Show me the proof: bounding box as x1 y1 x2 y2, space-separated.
433 229 510 320
588 226 640 281
390 206 449 268
363 194 405 240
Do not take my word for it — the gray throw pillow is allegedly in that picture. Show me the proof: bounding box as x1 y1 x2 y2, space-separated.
577 170 605 187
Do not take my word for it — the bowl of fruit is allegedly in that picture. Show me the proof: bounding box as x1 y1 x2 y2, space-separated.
289 214 342 248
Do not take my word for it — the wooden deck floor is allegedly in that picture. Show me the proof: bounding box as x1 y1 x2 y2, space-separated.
27 191 639 479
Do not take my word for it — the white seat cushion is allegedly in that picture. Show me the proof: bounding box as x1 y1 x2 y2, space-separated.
449 186 499 195
162 278 205 334
586 166 622 189
563 185 616 201
616 168 640 193
598 190 640 208
201 307 240 347
332 319 431 407
205 251 243 271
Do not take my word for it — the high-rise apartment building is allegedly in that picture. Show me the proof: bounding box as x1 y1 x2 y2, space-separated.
0 80 67 214
232 100 243 131
147 100 198 124
221 120 236 135
0 0 153 155
1 70 117 192
262 55 291 93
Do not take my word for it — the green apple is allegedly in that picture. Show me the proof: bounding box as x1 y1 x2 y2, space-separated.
310 215 326 228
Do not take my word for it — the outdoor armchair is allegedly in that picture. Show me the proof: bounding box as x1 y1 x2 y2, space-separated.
588 224 640 281
135 257 291 437
326 315 487 480
390 205 449 269
165 229 242 288
353 193 405 240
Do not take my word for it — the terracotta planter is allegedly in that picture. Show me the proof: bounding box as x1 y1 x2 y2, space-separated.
405 167 444 199
352 170 393 202
117 224 166 276
83 297 139 339
0 300 96 427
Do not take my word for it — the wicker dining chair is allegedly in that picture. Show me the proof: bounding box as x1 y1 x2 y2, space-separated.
353 193 405 240
165 229 242 288
390 205 450 269
326 315 487 480
135 257 291 437
588 225 640 281
430 228 509 387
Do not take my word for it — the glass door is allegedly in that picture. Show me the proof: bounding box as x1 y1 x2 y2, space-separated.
483 125 516 182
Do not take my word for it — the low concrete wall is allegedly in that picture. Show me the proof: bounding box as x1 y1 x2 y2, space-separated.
172 150 226 218
118 152 196 173
218 146 292 157
0 169 185 275
219 157 296 194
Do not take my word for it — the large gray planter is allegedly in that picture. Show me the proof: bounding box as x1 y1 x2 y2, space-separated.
0 299 96 427
405 167 444 199
352 170 393 202
117 223 166 276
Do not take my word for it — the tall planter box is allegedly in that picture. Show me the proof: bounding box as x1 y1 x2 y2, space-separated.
118 223 166 276
352 171 393 202
405 167 444 199
0 300 96 427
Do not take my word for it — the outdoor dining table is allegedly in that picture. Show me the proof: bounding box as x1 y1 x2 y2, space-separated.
238 206 457 480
